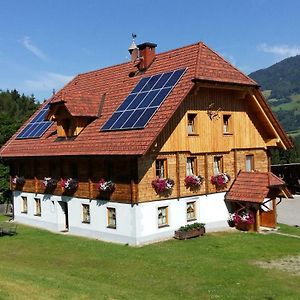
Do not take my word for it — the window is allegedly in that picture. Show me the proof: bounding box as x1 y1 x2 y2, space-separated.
107 207 116 228
158 206 168 227
187 113 197 135
155 159 167 178
246 155 254 171
34 198 41 216
187 202 196 221
186 157 197 176
21 196 27 213
223 115 231 134
82 204 90 223
213 156 223 175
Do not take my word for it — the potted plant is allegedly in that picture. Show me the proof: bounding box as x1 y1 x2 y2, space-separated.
211 173 231 188
42 177 58 190
97 178 115 193
152 178 174 195
230 211 255 231
174 222 206 240
61 178 78 192
185 175 204 189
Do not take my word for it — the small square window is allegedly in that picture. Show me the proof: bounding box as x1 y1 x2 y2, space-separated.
34 198 41 216
107 207 116 229
223 115 231 134
82 204 90 223
213 156 223 175
155 159 167 178
187 202 196 221
186 157 197 176
246 155 254 171
21 196 27 213
158 206 168 227
187 113 197 135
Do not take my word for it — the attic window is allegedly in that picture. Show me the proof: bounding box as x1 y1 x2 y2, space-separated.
223 114 232 134
187 113 197 135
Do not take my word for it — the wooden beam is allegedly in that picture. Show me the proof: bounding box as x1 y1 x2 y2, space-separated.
256 209 260 232
176 152 181 197
204 153 209 194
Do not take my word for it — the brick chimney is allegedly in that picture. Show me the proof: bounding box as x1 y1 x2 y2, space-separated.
137 42 157 70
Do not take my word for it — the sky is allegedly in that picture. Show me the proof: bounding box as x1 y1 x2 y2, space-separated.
0 0 300 102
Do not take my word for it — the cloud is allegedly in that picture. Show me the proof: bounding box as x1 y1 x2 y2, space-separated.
24 72 73 92
22 36 47 60
257 43 300 58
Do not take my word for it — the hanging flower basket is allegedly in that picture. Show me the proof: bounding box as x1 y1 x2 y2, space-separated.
42 177 58 190
211 173 231 188
229 211 255 231
97 178 115 193
61 178 78 192
152 178 174 194
12 176 25 187
185 175 204 189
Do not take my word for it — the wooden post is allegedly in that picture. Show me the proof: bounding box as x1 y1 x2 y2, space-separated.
204 153 209 194
256 209 260 232
234 149 238 176
176 152 181 197
272 198 277 228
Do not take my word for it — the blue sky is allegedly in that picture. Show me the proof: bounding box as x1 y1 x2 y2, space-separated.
1 0 300 102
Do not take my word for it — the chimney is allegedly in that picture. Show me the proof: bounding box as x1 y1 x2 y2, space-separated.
128 38 139 62
137 42 157 70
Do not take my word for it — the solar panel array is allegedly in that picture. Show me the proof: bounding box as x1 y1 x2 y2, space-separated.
16 104 53 139
101 68 186 131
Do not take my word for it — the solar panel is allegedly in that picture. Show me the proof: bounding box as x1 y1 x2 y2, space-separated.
16 104 53 139
101 68 186 131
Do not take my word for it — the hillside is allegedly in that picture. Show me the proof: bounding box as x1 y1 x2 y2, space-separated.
249 55 300 136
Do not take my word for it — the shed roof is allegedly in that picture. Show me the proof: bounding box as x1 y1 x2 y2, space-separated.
225 171 291 203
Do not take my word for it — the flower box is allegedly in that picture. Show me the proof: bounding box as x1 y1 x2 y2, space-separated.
42 177 58 190
61 178 78 193
211 173 230 188
152 178 174 195
229 211 255 231
11 176 25 188
185 175 204 190
174 223 205 240
97 179 115 193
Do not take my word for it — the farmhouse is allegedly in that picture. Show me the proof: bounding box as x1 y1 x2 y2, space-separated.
0 40 293 245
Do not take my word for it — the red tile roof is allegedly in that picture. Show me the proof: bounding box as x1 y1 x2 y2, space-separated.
225 171 289 203
0 41 285 158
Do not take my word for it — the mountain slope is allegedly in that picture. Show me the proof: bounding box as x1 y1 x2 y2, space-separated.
249 55 300 135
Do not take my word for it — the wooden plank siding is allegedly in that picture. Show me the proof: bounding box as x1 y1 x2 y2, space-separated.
157 87 271 154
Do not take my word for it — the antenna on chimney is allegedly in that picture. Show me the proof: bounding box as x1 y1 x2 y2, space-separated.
52 89 56 95
128 34 139 62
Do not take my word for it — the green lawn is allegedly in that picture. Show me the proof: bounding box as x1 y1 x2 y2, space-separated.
278 223 300 237
0 217 300 300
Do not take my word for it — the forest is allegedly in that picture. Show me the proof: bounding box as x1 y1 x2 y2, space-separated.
0 90 38 203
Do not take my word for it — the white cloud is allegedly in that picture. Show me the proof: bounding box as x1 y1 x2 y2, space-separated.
257 43 300 58
24 72 73 92
22 36 47 60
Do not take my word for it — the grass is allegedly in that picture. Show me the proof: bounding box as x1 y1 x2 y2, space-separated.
272 93 300 112
0 217 300 299
278 223 300 236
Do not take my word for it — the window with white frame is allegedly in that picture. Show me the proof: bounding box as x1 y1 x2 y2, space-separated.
82 204 90 223
213 156 223 175
21 196 27 213
187 113 197 135
158 206 168 227
187 202 196 221
34 198 41 216
223 114 231 134
246 155 254 171
155 159 167 178
186 157 196 176
107 207 116 228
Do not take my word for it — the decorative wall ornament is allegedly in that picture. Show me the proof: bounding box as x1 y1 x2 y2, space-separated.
207 103 222 120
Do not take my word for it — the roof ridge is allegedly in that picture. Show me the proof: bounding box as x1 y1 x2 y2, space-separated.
200 43 258 85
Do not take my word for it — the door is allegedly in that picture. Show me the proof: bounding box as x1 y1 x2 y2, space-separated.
59 201 69 231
